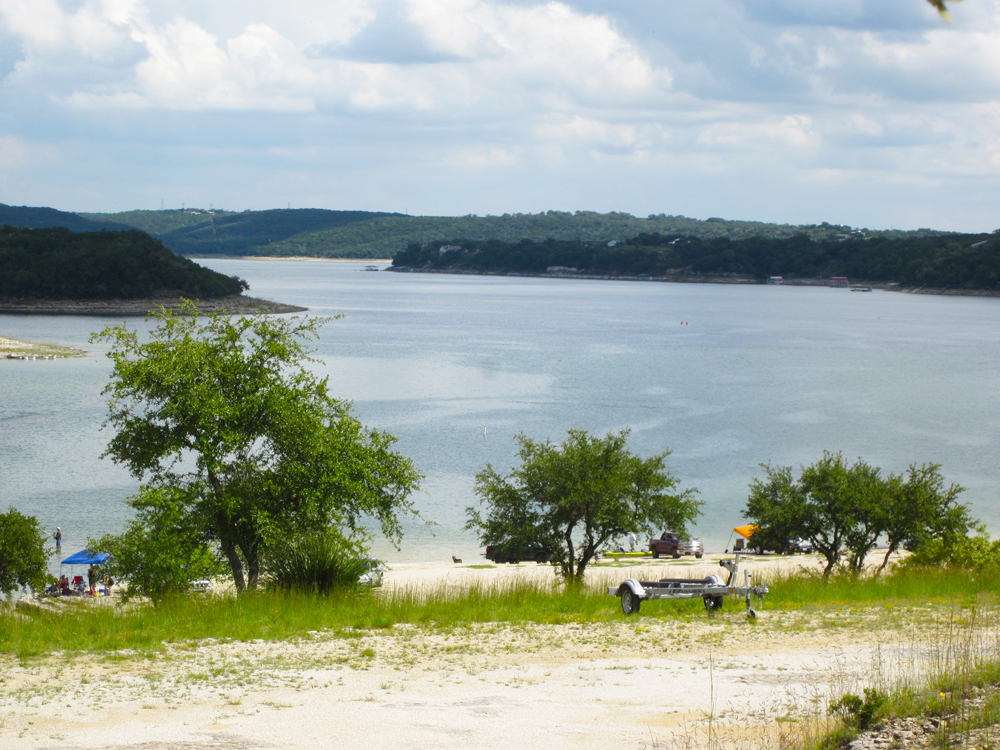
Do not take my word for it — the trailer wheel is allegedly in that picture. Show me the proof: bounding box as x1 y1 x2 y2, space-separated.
651 549 660 559
747 608 756 620
703 594 724 611
620 587 641 615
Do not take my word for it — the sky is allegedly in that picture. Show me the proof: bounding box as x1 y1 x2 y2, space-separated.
0 0 997 231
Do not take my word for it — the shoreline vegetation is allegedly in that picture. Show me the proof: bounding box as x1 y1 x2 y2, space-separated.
0 294 306 316
0 226 304 315
390 233 1000 295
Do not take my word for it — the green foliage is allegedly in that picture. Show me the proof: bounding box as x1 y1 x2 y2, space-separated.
82 207 949 260
904 535 1000 570
91 304 421 592
262 533 368 595
78 209 239 236
467 429 702 582
89 486 224 604
0 226 248 299
764 563 1000 608
0 507 52 599
830 688 887 731
95 208 401 256
745 453 973 577
0 203 130 232
390 231 1000 290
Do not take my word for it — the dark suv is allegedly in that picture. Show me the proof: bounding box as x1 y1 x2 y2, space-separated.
485 542 551 564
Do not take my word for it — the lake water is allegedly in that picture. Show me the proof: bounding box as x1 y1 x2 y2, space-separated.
3 260 1000 567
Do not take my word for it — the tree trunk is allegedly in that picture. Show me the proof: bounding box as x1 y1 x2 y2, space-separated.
876 545 896 575
245 542 260 590
220 536 246 591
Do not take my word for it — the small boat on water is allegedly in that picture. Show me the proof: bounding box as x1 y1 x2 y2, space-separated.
850 286 872 292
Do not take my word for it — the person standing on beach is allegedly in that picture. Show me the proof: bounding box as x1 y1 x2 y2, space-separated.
627 531 637 552
54 527 61 549
87 564 97 595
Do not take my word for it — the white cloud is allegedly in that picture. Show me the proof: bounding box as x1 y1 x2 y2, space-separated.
0 0 999 231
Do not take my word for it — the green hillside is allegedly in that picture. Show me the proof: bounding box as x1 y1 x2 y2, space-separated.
80 208 951 259
392 233 1000 290
1 203 131 233
0 226 248 300
78 208 240 235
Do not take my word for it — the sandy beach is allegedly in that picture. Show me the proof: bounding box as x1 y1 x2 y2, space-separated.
2 552 944 750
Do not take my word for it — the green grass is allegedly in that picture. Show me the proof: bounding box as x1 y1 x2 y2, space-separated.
4 565 996 660
0 579 634 657
762 565 1000 609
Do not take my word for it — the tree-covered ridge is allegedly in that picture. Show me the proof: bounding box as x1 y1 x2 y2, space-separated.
78 208 952 259
391 232 1000 289
0 226 248 299
78 208 240 236
0 203 131 233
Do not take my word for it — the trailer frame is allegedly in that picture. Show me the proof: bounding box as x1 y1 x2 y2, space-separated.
608 553 768 618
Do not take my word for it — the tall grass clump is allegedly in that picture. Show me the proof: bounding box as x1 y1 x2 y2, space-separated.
262 534 368 595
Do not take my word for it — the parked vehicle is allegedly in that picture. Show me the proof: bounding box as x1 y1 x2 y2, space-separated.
787 538 813 554
358 559 385 587
649 532 683 559
485 542 551 564
679 537 704 559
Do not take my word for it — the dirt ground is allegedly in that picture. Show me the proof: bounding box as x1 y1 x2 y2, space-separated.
0 553 946 750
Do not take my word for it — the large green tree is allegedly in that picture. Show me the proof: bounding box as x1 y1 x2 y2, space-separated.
745 452 881 576
467 430 702 582
0 507 51 600
92 303 421 591
745 453 974 577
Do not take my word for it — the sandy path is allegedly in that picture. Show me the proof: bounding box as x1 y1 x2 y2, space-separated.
1 553 923 750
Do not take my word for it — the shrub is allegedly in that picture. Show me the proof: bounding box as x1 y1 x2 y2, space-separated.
829 688 887 732
262 534 368 595
904 535 1000 570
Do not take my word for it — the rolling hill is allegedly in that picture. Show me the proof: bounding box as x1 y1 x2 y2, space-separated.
79 208 951 259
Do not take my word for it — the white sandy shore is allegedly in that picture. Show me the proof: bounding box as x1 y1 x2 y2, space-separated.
3 551 931 750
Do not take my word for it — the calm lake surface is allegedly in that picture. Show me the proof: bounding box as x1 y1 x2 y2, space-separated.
3 260 1000 565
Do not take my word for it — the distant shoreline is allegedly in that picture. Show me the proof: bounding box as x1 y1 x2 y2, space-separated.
0 295 307 316
386 267 1000 297
189 255 392 264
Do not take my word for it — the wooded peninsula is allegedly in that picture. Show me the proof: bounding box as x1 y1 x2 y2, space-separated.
0 225 248 300
391 232 1000 290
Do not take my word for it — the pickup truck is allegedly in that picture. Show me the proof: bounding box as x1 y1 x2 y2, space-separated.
649 532 704 559
649 532 682 559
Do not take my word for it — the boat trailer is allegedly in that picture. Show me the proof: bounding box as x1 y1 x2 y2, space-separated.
608 553 768 618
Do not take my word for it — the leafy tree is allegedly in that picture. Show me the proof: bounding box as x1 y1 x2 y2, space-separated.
89 486 224 604
746 453 975 577
0 507 51 600
92 303 421 591
467 430 702 582
746 453 888 576
876 464 972 573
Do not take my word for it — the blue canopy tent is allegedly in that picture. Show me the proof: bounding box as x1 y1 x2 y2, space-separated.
61 550 110 565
